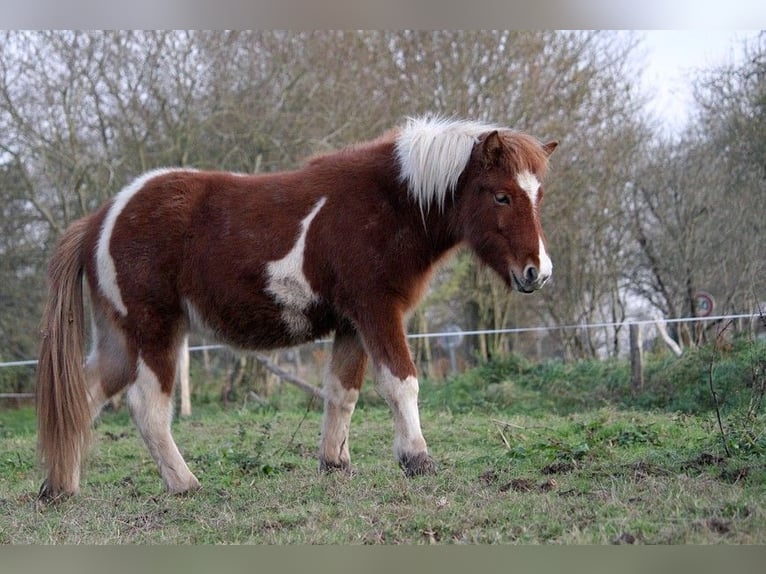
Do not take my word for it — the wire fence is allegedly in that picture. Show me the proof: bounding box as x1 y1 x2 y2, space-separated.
1 311 763 402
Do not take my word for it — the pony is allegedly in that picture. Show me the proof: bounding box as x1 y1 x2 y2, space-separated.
35 116 557 501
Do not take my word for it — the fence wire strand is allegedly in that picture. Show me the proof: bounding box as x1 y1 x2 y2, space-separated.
1 312 760 369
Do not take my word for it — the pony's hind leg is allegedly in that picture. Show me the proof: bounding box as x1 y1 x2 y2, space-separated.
38 314 130 503
319 328 367 473
125 354 201 494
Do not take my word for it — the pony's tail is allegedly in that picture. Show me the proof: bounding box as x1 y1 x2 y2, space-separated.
36 217 92 500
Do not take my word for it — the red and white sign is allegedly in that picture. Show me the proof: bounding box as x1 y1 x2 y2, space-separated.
694 291 715 317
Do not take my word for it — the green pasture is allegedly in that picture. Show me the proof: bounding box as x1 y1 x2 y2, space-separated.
1 340 764 544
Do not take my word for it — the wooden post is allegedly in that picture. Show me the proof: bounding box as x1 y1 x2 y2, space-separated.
177 336 191 417
629 323 644 394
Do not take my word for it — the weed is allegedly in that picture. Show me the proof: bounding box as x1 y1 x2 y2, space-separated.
703 325 766 460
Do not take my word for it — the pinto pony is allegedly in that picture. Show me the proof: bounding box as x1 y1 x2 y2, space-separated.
36 116 557 500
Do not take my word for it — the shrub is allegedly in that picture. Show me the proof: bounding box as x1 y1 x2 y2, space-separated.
420 337 765 418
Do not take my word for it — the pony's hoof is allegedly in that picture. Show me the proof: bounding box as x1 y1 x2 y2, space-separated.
36 479 70 507
166 475 202 496
399 452 437 477
319 458 353 476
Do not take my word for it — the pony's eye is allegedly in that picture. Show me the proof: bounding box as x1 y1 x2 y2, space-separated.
494 192 510 206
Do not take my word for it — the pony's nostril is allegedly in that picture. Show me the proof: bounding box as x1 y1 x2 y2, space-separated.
524 265 539 283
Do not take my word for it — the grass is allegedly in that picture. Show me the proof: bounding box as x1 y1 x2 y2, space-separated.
1 339 765 544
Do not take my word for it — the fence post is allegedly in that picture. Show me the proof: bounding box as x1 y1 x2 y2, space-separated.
177 336 191 417
629 323 644 394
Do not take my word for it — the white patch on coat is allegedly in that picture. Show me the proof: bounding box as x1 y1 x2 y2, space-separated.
395 115 501 215
516 170 551 283
538 237 553 280
375 365 428 459
266 197 326 336
516 170 541 203
126 357 200 494
96 168 180 316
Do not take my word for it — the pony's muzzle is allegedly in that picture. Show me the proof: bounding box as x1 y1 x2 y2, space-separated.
524 264 539 284
513 263 551 293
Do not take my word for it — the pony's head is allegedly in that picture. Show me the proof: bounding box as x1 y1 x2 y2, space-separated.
396 117 557 293
459 129 556 293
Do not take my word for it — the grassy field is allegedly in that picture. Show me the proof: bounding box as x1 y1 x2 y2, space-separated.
1 340 765 544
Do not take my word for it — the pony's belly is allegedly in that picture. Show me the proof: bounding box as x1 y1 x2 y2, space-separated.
262 196 327 341
184 296 335 351
266 274 318 338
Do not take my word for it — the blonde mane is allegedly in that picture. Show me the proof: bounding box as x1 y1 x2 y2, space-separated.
394 116 501 213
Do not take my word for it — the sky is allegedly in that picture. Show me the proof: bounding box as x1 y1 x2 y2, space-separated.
637 30 761 133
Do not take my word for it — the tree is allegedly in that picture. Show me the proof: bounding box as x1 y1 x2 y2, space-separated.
693 32 765 319
413 31 650 360
627 32 765 347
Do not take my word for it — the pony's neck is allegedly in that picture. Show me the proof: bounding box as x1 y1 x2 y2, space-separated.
382 143 466 262
417 200 464 257
306 136 465 264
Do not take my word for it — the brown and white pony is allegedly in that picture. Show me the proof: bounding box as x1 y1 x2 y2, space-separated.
35 116 557 501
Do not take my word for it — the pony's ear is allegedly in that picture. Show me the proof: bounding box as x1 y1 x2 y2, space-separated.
542 141 558 157
481 130 504 168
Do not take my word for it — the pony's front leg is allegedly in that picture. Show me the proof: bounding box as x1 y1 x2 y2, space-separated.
360 315 437 477
374 364 436 476
319 329 367 473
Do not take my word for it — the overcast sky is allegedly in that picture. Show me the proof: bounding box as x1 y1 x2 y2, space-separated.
637 30 760 133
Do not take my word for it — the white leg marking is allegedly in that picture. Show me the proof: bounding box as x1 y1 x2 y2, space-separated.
375 366 428 460
319 371 359 468
266 197 327 336
85 316 108 416
84 350 108 417
126 358 200 494
97 168 180 316
516 170 541 203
